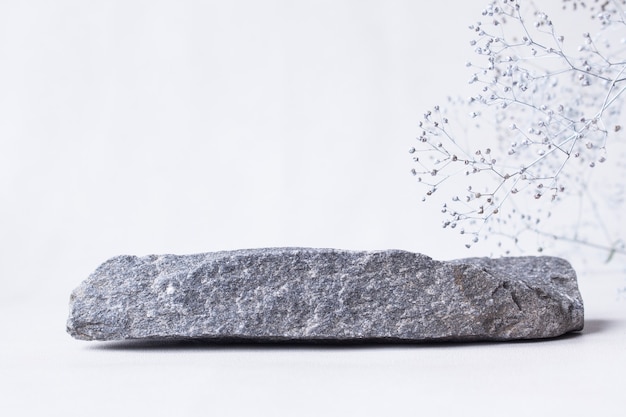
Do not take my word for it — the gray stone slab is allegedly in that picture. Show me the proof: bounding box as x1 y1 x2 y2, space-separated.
67 248 584 342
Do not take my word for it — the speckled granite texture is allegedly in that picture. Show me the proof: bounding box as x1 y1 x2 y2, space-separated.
67 248 584 342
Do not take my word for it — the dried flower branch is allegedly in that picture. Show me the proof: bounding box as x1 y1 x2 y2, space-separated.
412 0 626 261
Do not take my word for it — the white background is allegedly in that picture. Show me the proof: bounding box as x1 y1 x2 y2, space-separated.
1 1 625 415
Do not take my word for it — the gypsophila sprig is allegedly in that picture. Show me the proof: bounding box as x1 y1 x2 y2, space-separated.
413 0 626 261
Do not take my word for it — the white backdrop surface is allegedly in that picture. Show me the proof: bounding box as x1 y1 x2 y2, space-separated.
1 1 625 416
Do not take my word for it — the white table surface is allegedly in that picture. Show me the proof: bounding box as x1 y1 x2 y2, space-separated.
2 270 624 417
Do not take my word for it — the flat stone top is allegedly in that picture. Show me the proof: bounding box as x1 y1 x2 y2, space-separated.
67 248 584 342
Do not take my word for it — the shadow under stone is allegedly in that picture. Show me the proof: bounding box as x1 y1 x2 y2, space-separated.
582 318 618 335
87 331 583 351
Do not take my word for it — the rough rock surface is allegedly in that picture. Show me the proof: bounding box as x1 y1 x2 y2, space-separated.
67 248 584 342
